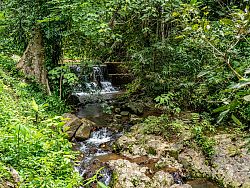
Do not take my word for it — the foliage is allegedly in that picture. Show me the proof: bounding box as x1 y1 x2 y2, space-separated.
0 56 81 187
155 92 181 113
141 115 183 140
48 65 79 99
1 0 249 145
101 102 114 115
191 113 216 159
82 167 109 188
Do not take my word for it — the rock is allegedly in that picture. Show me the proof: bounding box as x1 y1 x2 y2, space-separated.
114 108 121 113
75 118 94 141
62 113 83 140
108 159 151 188
242 181 250 188
62 114 95 140
127 102 144 115
120 111 130 116
210 134 250 188
9 167 20 183
108 159 181 188
0 167 20 188
0 182 15 188
155 155 183 174
178 134 250 188
129 114 142 125
170 184 192 188
151 171 174 188
114 114 122 119
178 148 211 177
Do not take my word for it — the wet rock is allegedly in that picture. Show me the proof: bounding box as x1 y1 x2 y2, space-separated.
120 111 130 116
62 113 95 140
62 113 83 140
67 95 80 105
187 179 219 188
75 118 95 141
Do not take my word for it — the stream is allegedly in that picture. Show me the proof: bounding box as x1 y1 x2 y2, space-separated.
73 103 220 188
71 65 219 188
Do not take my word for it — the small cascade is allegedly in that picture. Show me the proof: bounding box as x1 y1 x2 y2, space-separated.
100 81 117 92
86 128 112 145
73 65 119 102
75 127 118 186
85 82 98 92
93 66 104 82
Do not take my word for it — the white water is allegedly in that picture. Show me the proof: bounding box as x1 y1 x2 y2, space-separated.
75 127 115 186
73 65 119 101
86 128 112 145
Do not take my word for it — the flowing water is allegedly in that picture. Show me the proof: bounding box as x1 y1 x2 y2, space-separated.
72 66 120 103
74 121 123 187
72 65 219 187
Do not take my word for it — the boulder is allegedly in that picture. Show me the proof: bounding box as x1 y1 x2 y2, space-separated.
151 171 174 188
178 134 250 187
62 113 83 140
178 148 211 177
126 102 144 115
129 114 142 125
108 159 151 188
67 95 80 105
74 118 94 141
62 113 95 140
114 108 121 114
120 111 130 116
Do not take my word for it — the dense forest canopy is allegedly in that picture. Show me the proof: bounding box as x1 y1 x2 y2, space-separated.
0 0 249 127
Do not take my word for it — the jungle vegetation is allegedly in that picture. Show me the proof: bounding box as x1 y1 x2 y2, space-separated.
0 0 249 187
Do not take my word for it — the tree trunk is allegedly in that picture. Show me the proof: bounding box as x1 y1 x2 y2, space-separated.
17 28 51 95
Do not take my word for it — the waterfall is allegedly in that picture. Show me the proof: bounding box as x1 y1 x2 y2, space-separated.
73 65 119 100
93 66 104 82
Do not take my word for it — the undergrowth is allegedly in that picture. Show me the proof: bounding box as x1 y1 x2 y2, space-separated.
0 55 81 187
140 113 216 159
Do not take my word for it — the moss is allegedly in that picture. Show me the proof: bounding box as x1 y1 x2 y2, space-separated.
147 147 157 155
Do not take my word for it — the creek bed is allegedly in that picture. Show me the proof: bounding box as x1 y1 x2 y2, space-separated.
73 98 219 187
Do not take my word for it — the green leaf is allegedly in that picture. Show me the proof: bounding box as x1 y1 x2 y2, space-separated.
217 110 230 124
243 95 250 102
197 70 210 78
97 181 108 188
31 98 39 112
190 0 197 5
220 18 233 25
213 105 228 113
231 114 243 126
